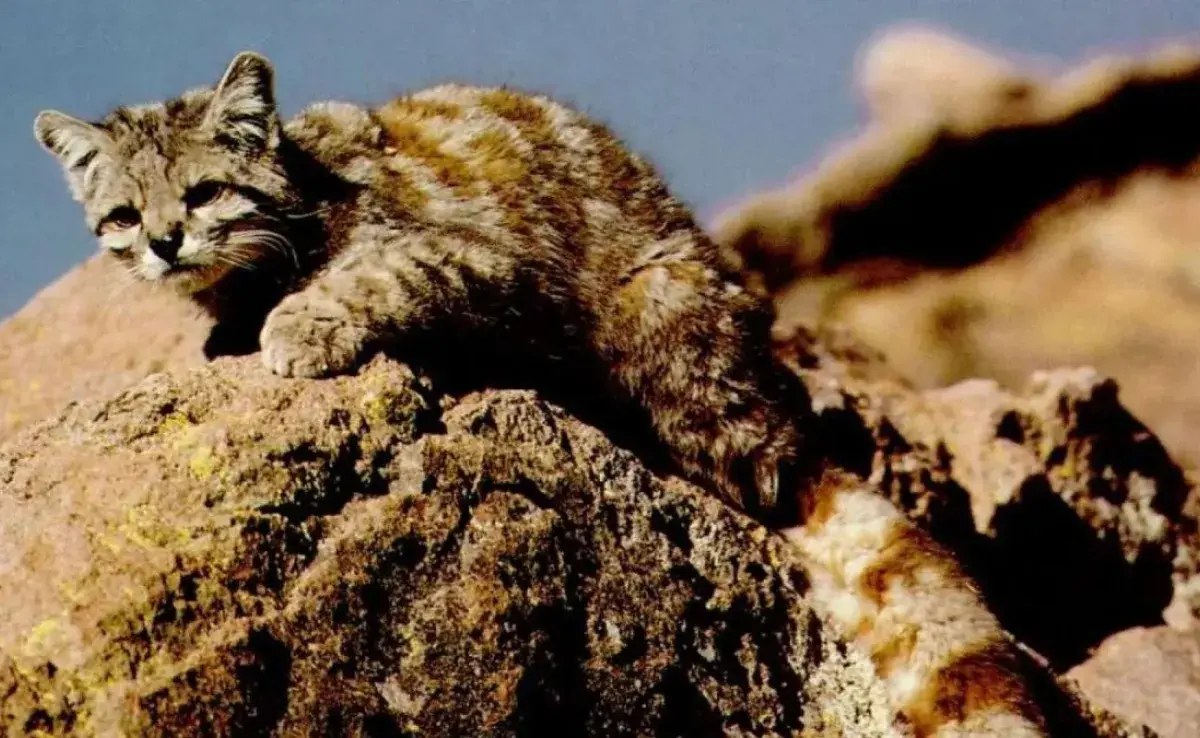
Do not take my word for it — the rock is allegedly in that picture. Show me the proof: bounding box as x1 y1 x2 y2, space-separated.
0 356 900 736
711 27 1200 468
856 24 1037 124
1068 627 1200 738
0 311 1165 735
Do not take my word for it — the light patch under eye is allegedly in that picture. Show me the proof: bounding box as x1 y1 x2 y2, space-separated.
100 223 140 251
96 205 142 250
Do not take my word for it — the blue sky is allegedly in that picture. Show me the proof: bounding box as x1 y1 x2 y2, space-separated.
2 1 1198 318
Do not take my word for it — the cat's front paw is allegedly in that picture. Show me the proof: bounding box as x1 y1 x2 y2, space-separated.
260 294 371 378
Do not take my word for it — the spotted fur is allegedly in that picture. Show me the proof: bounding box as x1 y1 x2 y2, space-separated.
35 52 1046 736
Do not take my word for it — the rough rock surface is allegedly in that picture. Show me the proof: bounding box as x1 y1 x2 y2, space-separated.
706 28 1200 731
777 324 1198 646
712 27 1200 469
0 314 1173 735
0 355 901 736
700 27 1200 729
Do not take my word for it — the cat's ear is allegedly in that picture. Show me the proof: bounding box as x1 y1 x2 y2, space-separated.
33 110 113 199
204 51 279 153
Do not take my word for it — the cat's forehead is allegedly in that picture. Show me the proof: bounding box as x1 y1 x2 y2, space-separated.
68 93 204 212
97 91 226 182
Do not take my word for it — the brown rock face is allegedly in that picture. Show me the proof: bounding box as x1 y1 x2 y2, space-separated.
781 325 1200 737
783 324 1197 645
0 356 899 737
0 287 1173 735
708 25 1200 736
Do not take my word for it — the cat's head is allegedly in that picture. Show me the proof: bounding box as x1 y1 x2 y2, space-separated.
35 52 303 294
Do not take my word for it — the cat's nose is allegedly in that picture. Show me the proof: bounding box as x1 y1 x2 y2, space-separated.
148 227 183 264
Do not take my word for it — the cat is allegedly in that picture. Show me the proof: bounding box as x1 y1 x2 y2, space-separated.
35 51 1046 736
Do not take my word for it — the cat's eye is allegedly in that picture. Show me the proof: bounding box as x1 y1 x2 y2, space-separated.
98 206 141 233
184 181 228 210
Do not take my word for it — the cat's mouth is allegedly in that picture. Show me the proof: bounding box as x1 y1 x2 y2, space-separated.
168 261 208 275
152 262 205 282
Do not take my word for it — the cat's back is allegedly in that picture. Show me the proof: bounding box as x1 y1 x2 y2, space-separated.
288 84 684 238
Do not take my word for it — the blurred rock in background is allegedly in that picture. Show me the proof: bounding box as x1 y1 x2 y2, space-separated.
712 24 1200 470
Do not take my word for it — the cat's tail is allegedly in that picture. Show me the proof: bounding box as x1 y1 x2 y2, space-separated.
781 469 1047 737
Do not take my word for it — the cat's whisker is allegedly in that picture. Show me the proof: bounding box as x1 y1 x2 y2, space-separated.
214 249 259 271
103 265 141 309
228 230 300 270
220 259 257 272
224 244 278 270
284 205 331 220
259 230 301 269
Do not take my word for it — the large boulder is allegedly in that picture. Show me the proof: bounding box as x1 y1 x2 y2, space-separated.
0 310 1175 735
0 355 899 736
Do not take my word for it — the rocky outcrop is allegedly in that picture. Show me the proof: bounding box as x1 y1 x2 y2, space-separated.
0 355 903 736
783 326 1198 631
706 28 1200 727
0 316 1179 736
784 324 1200 737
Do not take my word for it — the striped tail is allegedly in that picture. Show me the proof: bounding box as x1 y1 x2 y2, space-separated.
781 470 1047 737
